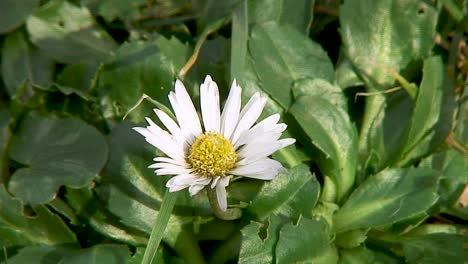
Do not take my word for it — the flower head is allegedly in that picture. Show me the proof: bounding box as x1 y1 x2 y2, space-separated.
133 75 295 211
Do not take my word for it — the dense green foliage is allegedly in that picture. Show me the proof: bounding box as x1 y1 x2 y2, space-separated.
0 0 467 263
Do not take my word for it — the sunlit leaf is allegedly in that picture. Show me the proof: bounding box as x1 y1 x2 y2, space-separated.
276 216 337 264
248 164 320 221
290 96 358 202
340 0 437 86
333 167 440 233
249 22 334 108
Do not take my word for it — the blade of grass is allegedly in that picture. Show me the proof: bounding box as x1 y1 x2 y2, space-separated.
142 190 178 264
230 0 248 84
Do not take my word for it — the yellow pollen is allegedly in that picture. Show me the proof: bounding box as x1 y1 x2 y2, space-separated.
188 132 237 177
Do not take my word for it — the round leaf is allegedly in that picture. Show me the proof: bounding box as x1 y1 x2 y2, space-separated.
8 112 108 204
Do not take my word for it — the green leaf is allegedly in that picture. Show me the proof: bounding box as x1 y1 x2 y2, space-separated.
0 108 12 181
290 96 358 202
83 0 147 22
335 229 368 249
238 215 283 264
397 56 455 165
421 149 468 219
292 78 348 111
61 244 131 264
340 0 437 86
402 233 464 264
65 187 149 246
333 167 440 233
26 0 117 63
1 30 53 97
0 185 77 247
95 37 188 121
8 112 108 204
0 0 38 33
56 63 99 94
248 0 314 33
248 164 320 221
276 216 337 264
6 244 131 264
339 246 375 264
248 22 334 108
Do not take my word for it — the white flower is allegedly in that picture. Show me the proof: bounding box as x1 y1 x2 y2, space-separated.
133 75 295 211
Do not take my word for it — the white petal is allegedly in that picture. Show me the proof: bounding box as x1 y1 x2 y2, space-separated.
189 184 205 196
239 169 285 180
174 80 202 137
235 124 286 149
220 80 242 139
168 92 195 144
211 176 221 188
154 109 186 146
231 158 283 176
231 93 267 145
200 75 221 132
215 177 230 211
155 167 192 176
237 138 296 165
133 126 184 162
166 174 211 192
153 157 187 167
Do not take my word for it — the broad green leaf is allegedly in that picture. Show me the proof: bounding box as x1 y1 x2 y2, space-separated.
1 30 53 97
65 187 149 246
339 247 375 264
421 149 468 220
340 0 437 86
335 56 364 89
26 0 117 63
0 108 12 181
333 167 440 233
292 78 347 111
402 233 464 264
98 122 204 263
249 22 334 108
238 215 282 264
0 0 38 33
61 244 131 264
335 229 368 249
248 0 314 33
0 186 77 247
7 244 131 264
276 216 337 264
56 63 99 94
397 56 455 165
365 90 414 172
192 0 236 31
83 0 147 22
6 245 70 263
290 96 358 202
96 37 188 121
248 164 320 221
8 112 107 204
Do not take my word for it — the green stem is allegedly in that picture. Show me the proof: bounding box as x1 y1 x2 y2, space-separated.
206 187 242 221
142 190 178 264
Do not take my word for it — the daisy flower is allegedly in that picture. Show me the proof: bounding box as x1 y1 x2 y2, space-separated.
133 75 295 215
